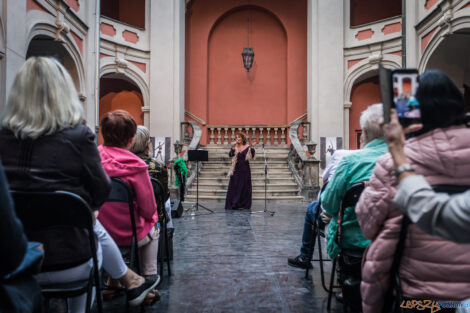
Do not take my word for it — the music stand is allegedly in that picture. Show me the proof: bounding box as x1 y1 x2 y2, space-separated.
185 149 214 215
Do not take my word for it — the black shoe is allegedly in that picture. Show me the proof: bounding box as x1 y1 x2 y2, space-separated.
127 278 159 306
287 255 313 269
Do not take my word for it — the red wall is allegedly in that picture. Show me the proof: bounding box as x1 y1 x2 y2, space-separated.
349 76 380 150
350 0 401 27
186 0 307 144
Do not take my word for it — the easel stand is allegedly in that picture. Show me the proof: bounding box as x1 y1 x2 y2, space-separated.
251 144 275 216
184 150 214 216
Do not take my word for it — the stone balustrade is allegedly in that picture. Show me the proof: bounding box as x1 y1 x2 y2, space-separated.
206 124 309 146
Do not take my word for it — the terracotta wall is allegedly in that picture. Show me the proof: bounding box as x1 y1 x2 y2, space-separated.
350 0 401 27
186 0 307 144
101 0 145 29
349 76 380 150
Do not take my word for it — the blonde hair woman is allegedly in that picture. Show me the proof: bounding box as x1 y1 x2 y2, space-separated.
0 57 158 311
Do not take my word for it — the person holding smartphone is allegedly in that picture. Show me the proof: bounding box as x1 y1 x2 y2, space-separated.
355 69 470 313
225 132 255 210
384 109 470 244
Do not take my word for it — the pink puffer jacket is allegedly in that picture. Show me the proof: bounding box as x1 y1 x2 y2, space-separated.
356 126 470 313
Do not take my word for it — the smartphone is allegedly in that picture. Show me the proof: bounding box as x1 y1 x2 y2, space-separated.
380 66 420 127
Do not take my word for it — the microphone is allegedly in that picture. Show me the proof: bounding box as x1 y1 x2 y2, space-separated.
262 143 264 149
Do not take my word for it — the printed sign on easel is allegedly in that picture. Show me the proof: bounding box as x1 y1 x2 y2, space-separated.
320 137 343 169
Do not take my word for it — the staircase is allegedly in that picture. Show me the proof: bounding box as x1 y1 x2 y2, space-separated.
185 145 305 203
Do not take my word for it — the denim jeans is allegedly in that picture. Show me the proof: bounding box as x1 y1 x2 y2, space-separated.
299 201 323 261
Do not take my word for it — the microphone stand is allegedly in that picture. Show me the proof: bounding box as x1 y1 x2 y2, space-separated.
251 143 275 216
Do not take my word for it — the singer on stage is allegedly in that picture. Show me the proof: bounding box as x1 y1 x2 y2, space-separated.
225 132 255 210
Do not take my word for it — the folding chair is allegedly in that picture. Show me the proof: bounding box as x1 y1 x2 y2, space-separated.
306 181 367 312
12 190 103 313
107 177 141 275
151 178 172 277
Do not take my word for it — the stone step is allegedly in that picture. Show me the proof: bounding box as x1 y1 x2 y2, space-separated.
187 188 299 196
200 168 290 175
202 160 287 165
196 183 298 190
201 162 289 170
198 173 292 179
185 195 305 203
196 177 295 184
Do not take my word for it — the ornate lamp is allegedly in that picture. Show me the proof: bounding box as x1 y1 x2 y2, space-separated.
241 47 254 72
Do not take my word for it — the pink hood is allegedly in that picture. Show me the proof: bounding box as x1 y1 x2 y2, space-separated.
98 145 157 246
356 126 470 313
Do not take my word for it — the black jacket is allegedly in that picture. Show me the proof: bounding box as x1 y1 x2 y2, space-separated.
0 125 111 270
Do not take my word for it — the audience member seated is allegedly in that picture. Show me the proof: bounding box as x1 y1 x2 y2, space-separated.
385 109 470 244
0 157 42 313
130 125 173 228
321 103 387 260
287 149 355 269
98 111 160 300
356 70 470 313
0 57 158 312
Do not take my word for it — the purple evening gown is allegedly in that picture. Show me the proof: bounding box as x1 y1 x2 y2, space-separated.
225 146 255 210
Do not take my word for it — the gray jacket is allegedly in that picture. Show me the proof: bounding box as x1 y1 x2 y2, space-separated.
394 174 470 244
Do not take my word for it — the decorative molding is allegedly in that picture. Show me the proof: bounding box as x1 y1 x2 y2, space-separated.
368 51 383 64
355 29 374 40
382 22 402 35
344 101 352 109
55 4 70 43
185 111 207 126
142 106 150 113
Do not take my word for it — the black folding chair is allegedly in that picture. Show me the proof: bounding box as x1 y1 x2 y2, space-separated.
11 190 103 313
307 181 367 312
151 178 172 277
107 177 141 275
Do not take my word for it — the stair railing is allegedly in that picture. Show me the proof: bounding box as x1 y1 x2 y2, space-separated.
288 121 320 201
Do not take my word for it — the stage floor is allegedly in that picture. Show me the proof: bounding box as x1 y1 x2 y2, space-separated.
103 203 343 313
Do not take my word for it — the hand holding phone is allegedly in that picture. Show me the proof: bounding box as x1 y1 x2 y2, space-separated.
380 65 421 128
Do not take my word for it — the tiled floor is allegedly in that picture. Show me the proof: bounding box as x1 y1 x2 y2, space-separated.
103 202 343 313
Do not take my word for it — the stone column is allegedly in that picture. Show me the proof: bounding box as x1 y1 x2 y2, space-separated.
307 0 344 155
3 0 27 114
149 0 185 158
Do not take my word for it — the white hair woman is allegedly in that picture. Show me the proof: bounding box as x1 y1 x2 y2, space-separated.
0 57 158 311
130 125 172 226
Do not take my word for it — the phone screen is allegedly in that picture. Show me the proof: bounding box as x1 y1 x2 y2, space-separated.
392 70 420 127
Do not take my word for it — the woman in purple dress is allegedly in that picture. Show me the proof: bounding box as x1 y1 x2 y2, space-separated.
225 132 255 210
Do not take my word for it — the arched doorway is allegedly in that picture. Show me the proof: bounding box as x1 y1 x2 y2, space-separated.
26 35 80 91
349 74 380 149
425 34 470 112
99 74 144 143
207 7 287 126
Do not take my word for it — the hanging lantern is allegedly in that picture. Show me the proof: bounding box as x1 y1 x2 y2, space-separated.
241 47 254 72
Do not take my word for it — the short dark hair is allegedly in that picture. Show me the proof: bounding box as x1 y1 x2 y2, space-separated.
101 110 137 148
415 70 465 134
236 132 247 145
